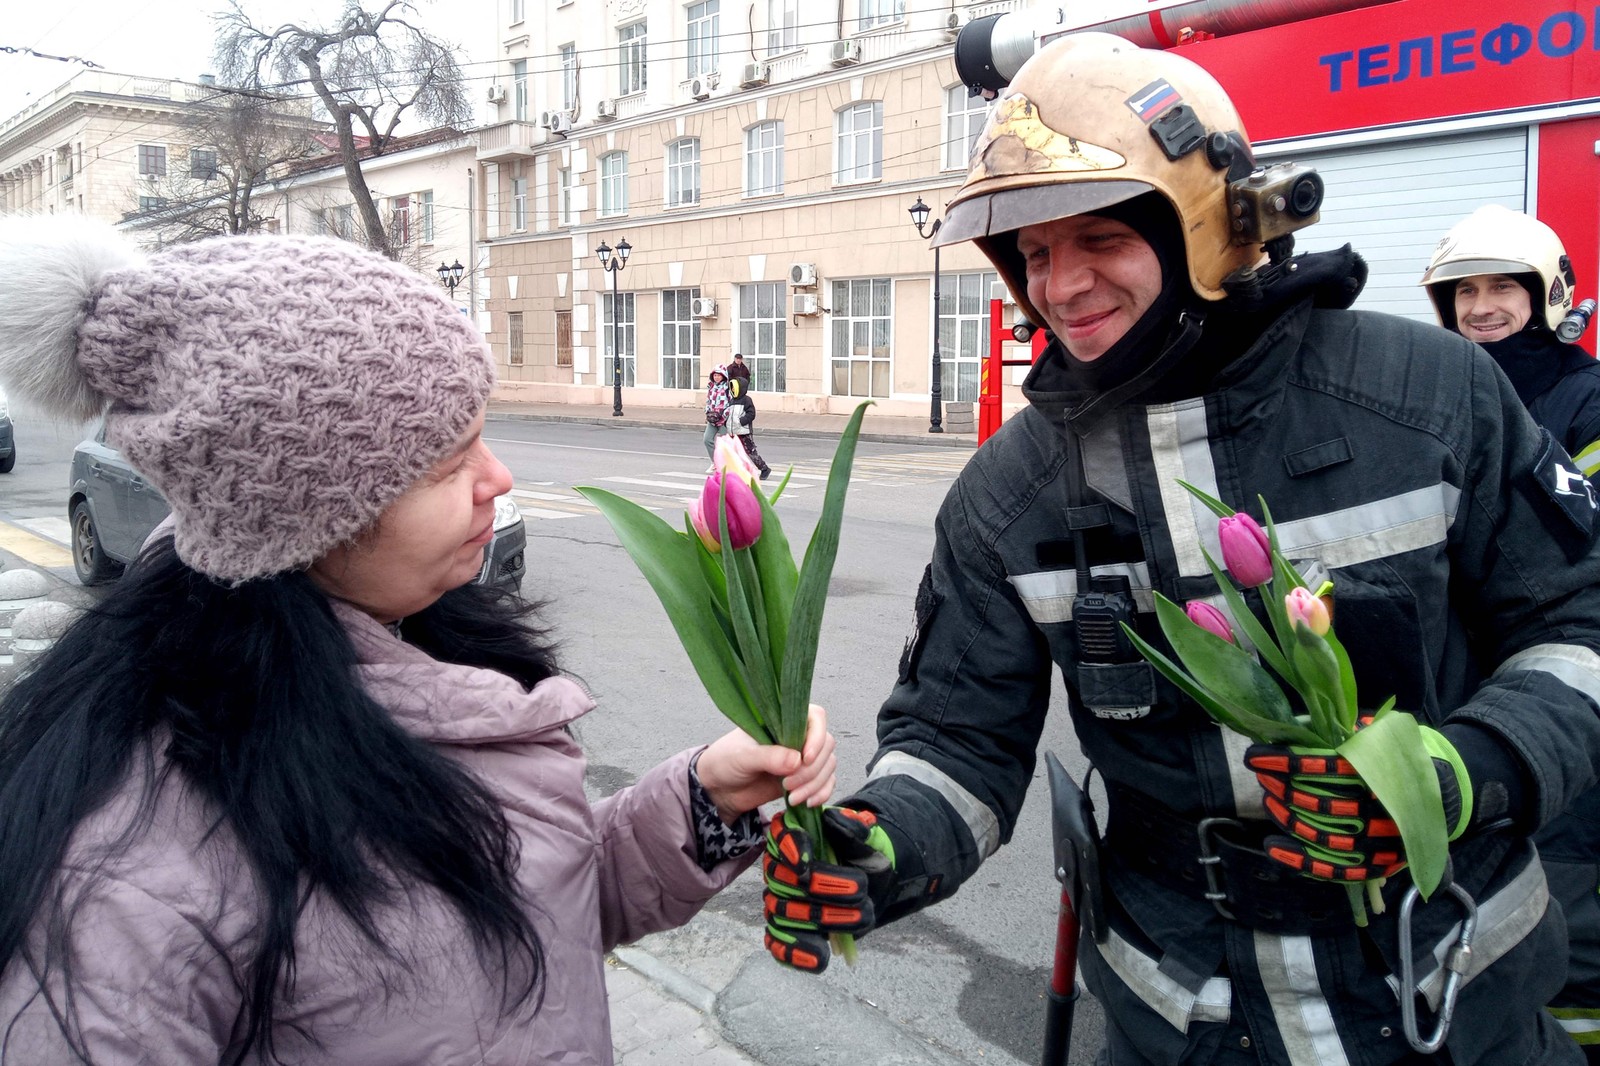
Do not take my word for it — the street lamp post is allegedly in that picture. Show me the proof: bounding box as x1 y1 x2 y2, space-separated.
595 237 632 417
436 259 465 300
908 197 944 433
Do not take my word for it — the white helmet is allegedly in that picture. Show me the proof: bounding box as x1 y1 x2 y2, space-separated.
1419 205 1576 333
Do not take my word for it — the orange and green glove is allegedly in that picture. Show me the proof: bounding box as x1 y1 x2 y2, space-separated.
763 806 894 973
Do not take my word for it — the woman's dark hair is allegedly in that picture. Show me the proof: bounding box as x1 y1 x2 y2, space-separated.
0 539 560 1063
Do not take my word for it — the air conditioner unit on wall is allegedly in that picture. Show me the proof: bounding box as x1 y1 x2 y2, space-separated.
788 262 817 287
792 293 821 317
689 76 711 101
595 98 618 120
943 11 965 37
691 296 717 318
740 62 770 89
537 110 553 129
547 111 573 134
486 84 506 104
829 40 862 67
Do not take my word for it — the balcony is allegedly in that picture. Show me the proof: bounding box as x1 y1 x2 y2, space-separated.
476 121 548 161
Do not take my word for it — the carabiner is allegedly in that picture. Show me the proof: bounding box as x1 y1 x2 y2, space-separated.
1397 880 1478 1055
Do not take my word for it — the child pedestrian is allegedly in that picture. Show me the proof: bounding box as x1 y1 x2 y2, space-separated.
725 377 771 480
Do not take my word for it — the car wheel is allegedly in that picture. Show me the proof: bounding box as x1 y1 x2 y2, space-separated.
71 500 122 586
0 452 13 474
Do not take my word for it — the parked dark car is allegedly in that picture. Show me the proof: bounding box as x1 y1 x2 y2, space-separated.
68 424 527 590
0 387 15 474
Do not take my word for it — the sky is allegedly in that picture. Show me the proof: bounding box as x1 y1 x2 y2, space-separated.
0 0 499 124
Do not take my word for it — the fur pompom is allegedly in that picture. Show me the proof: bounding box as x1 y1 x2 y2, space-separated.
0 215 144 421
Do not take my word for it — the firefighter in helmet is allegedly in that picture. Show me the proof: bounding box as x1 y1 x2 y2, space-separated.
1422 204 1600 1063
1421 204 1600 479
762 32 1600 1066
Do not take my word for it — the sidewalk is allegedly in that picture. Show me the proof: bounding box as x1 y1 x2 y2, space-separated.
486 397 978 449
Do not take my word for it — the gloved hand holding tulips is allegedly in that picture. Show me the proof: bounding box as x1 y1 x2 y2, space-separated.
579 403 873 963
1122 484 1461 924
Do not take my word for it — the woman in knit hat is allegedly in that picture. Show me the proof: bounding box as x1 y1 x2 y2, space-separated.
0 218 836 1065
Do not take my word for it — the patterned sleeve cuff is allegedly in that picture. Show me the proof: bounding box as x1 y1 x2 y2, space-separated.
688 751 765 873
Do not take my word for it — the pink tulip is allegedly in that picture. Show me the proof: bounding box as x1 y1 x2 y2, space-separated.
1285 586 1331 636
1218 513 1272 587
690 472 762 553
713 435 762 487
1185 601 1235 644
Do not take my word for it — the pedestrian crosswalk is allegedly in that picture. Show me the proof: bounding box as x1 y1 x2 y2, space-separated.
515 451 966 526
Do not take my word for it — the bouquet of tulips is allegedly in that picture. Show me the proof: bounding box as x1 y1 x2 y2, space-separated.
577 402 871 962
1121 483 1451 924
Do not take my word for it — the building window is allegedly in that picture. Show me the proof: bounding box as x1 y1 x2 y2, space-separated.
618 21 648 96
484 162 501 237
737 282 786 392
556 310 573 367
137 144 167 178
508 311 525 365
834 101 882 185
744 121 783 197
56 144 73 182
512 60 529 121
557 168 574 225
511 176 527 230
830 277 892 397
419 189 434 243
510 0 524 23
137 195 168 214
600 152 628 217
944 86 989 171
391 194 411 244
188 148 217 180
938 270 997 402
767 0 798 52
661 288 702 389
601 292 636 387
857 0 904 31
335 204 355 239
665 138 700 208
559 44 577 110
687 0 719 77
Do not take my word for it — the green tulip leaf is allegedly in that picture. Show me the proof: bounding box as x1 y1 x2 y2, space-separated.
780 401 872 749
719 487 783 719
1154 594 1300 727
1177 480 1237 520
1338 711 1450 898
1198 547 1293 684
577 486 773 743
751 487 798 671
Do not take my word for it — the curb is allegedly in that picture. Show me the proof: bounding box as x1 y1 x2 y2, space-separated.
486 409 978 450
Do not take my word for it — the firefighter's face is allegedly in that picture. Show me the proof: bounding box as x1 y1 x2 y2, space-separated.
1453 273 1532 343
1018 215 1163 363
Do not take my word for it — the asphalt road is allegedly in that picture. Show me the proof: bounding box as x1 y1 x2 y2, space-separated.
0 400 1106 1066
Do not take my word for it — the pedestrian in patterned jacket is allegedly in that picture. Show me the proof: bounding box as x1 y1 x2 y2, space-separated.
703 364 731 471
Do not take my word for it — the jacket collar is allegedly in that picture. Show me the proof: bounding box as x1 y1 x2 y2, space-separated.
332 600 595 745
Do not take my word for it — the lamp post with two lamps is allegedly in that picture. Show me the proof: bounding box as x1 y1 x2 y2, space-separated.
908 197 944 433
595 237 632 417
436 259 465 300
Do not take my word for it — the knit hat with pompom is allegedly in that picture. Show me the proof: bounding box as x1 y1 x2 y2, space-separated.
0 217 495 582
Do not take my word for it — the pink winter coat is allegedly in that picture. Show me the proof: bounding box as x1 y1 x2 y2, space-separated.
0 601 754 1065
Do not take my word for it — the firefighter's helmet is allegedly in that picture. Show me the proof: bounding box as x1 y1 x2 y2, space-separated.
934 33 1295 326
1419 205 1576 333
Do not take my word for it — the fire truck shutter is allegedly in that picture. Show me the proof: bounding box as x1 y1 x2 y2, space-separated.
1263 127 1529 323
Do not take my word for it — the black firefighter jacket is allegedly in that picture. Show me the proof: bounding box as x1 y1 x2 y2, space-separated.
848 296 1600 1065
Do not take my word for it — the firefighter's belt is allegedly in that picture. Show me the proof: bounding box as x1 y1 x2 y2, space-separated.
1104 783 1356 936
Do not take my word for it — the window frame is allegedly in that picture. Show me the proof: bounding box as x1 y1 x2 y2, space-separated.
736 282 787 392
661 287 702 390
508 311 525 366
188 147 217 180
943 85 989 172
600 152 629 217
665 138 701 208
557 167 574 226
743 121 783 198
511 175 528 231
936 270 998 403
618 21 648 96
601 291 637 387
766 0 799 53
559 44 578 111
834 101 883 185
419 190 435 244
829 277 893 398
512 59 529 121
857 0 905 32
686 0 720 77
136 144 167 178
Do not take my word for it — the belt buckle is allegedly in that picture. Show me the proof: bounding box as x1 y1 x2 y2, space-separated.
1197 816 1245 920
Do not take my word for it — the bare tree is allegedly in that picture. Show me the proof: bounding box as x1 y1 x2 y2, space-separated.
216 0 470 259
126 89 322 244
